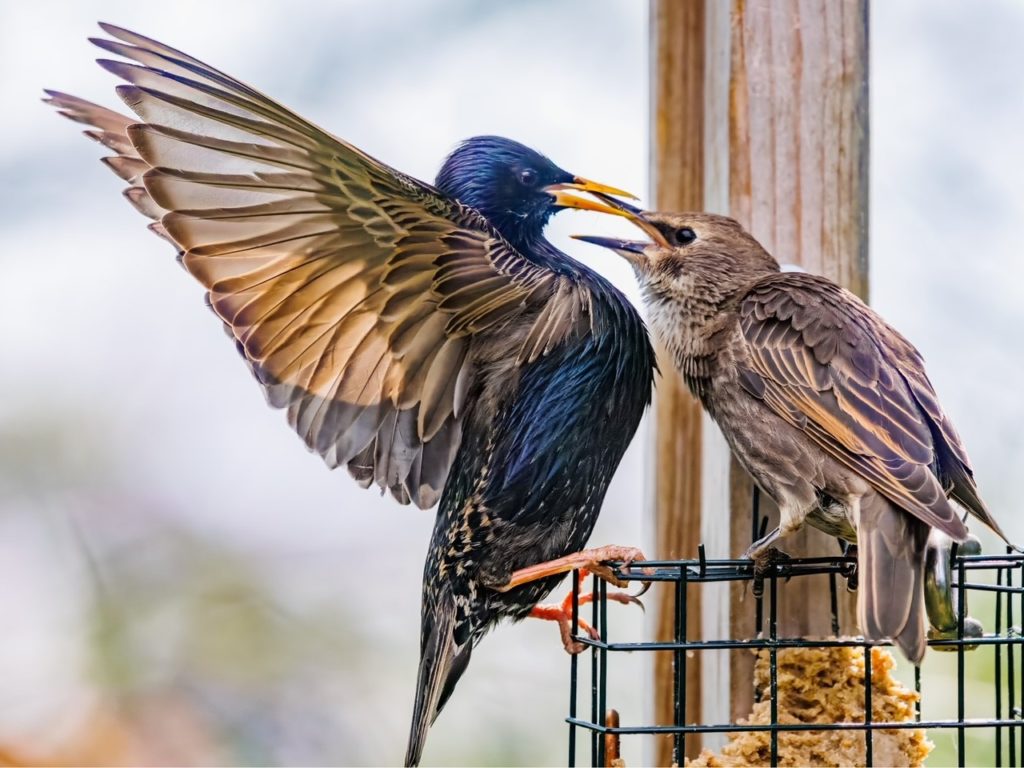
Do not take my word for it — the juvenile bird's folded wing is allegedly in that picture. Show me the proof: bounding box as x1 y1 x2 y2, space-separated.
871 313 1014 546
738 273 969 541
47 24 587 509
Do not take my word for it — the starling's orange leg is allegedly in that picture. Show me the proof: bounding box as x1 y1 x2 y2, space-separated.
530 599 597 654
495 544 652 592
529 568 645 654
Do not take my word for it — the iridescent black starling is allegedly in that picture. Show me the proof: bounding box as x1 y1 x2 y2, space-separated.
578 204 1013 664
47 25 655 766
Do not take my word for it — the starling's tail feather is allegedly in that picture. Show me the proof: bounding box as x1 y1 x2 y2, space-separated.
857 493 931 664
405 591 472 767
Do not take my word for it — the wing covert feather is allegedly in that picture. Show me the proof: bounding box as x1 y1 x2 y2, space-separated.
739 273 969 540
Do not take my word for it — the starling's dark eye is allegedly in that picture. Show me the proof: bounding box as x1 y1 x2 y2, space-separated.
518 168 538 187
674 226 697 246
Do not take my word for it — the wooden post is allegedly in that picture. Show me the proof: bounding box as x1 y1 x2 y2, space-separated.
650 1 706 762
650 0 869 761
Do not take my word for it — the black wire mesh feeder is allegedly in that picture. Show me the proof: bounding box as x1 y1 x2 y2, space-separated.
566 492 1024 767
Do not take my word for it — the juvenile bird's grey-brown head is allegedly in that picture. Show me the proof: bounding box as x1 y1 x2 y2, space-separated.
576 203 779 296
574 201 780 356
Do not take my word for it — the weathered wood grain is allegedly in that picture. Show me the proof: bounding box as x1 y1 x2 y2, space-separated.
651 0 706 762
650 0 869 756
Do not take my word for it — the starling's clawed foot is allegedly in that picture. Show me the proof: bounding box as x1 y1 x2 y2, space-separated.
495 544 653 592
530 570 644 654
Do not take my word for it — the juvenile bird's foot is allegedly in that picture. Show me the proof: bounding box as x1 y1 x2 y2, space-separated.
530 569 644 654
495 544 653 592
841 542 859 592
747 546 790 599
925 532 985 650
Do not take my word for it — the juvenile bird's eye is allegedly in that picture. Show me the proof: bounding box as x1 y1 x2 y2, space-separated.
519 168 538 187
674 226 697 246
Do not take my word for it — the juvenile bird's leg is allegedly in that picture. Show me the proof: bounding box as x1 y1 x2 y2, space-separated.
529 568 643 654
496 544 651 591
743 526 787 568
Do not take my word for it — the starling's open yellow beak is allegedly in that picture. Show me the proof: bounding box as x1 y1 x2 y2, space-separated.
544 176 639 216
567 192 671 248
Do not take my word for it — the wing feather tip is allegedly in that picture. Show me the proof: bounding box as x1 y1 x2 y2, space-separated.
96 57 142 82
114 83 143 105
97 22 136 41
415 486 441 510
89 36 118 52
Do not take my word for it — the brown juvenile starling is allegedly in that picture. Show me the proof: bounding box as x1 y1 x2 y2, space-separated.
577 206 1014 663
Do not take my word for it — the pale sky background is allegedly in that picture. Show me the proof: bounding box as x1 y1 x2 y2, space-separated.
0 1 1022 766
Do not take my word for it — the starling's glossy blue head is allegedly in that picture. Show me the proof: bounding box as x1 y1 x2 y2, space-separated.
435 136 635 250
436 136 570 244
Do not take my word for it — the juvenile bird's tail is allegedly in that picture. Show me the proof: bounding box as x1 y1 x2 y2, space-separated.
857 493 931 664
405 589 473 767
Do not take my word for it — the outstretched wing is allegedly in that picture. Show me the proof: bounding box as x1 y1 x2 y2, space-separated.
47 24 593 509
737 272 972 541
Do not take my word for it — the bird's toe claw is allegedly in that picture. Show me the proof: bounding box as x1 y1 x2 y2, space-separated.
607 590 646 612
632 580 653 598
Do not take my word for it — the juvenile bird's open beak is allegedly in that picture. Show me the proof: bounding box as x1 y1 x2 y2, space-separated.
571 234 652 268
571 235 648 254
565 193 667 268
544 176 638 216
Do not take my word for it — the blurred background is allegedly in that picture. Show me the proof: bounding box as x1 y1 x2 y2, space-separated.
0 0 1021 765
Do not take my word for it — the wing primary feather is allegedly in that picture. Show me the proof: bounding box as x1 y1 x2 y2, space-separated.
49 26 595 511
